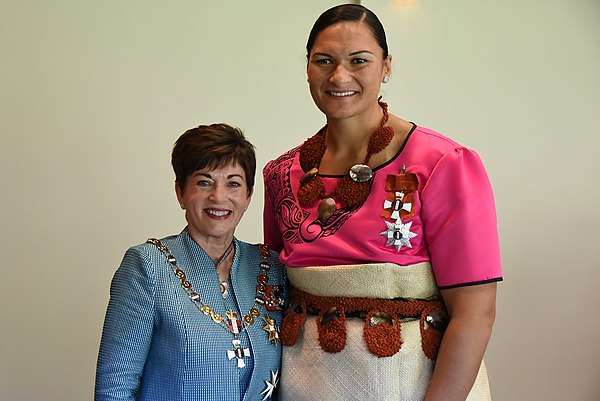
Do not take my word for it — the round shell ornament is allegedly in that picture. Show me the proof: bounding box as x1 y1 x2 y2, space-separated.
349 164 373 183
300 167 319 185
318 197 336 220
369 311 397 328
425 311 448 330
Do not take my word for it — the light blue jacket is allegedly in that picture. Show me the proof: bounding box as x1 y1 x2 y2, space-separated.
95 229 285 401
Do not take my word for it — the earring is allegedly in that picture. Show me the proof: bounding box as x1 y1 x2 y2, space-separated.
383 76 390 83
180 204 185 210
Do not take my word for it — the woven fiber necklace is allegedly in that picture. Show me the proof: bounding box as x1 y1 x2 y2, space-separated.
146 238 281 368
297 100 394 220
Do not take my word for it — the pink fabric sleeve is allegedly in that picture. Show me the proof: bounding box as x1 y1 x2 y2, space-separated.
420 147 502 288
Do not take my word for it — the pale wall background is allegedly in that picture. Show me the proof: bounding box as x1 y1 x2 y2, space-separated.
1 1 598 400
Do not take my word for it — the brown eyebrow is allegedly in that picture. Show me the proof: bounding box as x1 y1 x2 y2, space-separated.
311 50 374 58
349 50 375 56
192 172 243 180
312 52 332 58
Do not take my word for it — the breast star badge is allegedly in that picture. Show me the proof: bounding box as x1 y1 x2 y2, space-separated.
260 369 279 400
263 316 280 346
380 219 417 251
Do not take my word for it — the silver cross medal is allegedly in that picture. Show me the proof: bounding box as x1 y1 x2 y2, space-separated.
227 339 250 368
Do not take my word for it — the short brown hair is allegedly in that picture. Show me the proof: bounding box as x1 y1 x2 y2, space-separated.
172 123 256 194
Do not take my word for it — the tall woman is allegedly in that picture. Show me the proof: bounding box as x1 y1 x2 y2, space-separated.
96 124 285 401
263 4 502 401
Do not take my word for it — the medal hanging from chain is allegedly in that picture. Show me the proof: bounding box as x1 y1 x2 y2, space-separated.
147 239 283 368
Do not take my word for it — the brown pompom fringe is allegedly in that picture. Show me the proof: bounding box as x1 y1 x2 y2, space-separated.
420 305 447 360
335 177 371 206
299 129 326 171
367 125 395 156
284 287 447 359
298 176 324 207
317 308 347 353
364 310 402 357
280 303 306 346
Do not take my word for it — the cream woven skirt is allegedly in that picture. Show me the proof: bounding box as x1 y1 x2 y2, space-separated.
280 262 491 401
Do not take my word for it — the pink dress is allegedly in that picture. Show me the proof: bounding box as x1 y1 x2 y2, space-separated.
263 125 502 288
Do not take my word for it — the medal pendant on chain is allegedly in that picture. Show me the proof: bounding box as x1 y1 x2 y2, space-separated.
226 310 242 334
227 339 250 368
147 239 281 369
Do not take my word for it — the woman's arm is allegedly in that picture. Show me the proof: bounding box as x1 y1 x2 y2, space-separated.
95 247 156 401
424 282 497 401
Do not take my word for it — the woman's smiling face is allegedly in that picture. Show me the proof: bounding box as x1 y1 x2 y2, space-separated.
307 21 391 121
176 163 252 244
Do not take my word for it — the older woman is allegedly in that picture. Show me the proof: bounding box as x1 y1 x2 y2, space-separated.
96 124 285 401
263 4 502 401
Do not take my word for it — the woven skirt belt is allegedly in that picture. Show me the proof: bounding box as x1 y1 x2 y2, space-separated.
281 286 448 359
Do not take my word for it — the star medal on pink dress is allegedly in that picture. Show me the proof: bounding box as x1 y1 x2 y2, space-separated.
260 370 279 400
380 166 418 250
227 339 250 368
380 219 417 251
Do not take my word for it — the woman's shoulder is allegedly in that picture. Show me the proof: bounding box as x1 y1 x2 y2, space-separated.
263 143 302 176
409 125 464 151
402 125 485 165
127 233 181 255
263 126 326 175
118 232 184 272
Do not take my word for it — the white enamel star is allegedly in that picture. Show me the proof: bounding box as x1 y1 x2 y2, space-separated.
380 219 417 251
260 369 279 400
